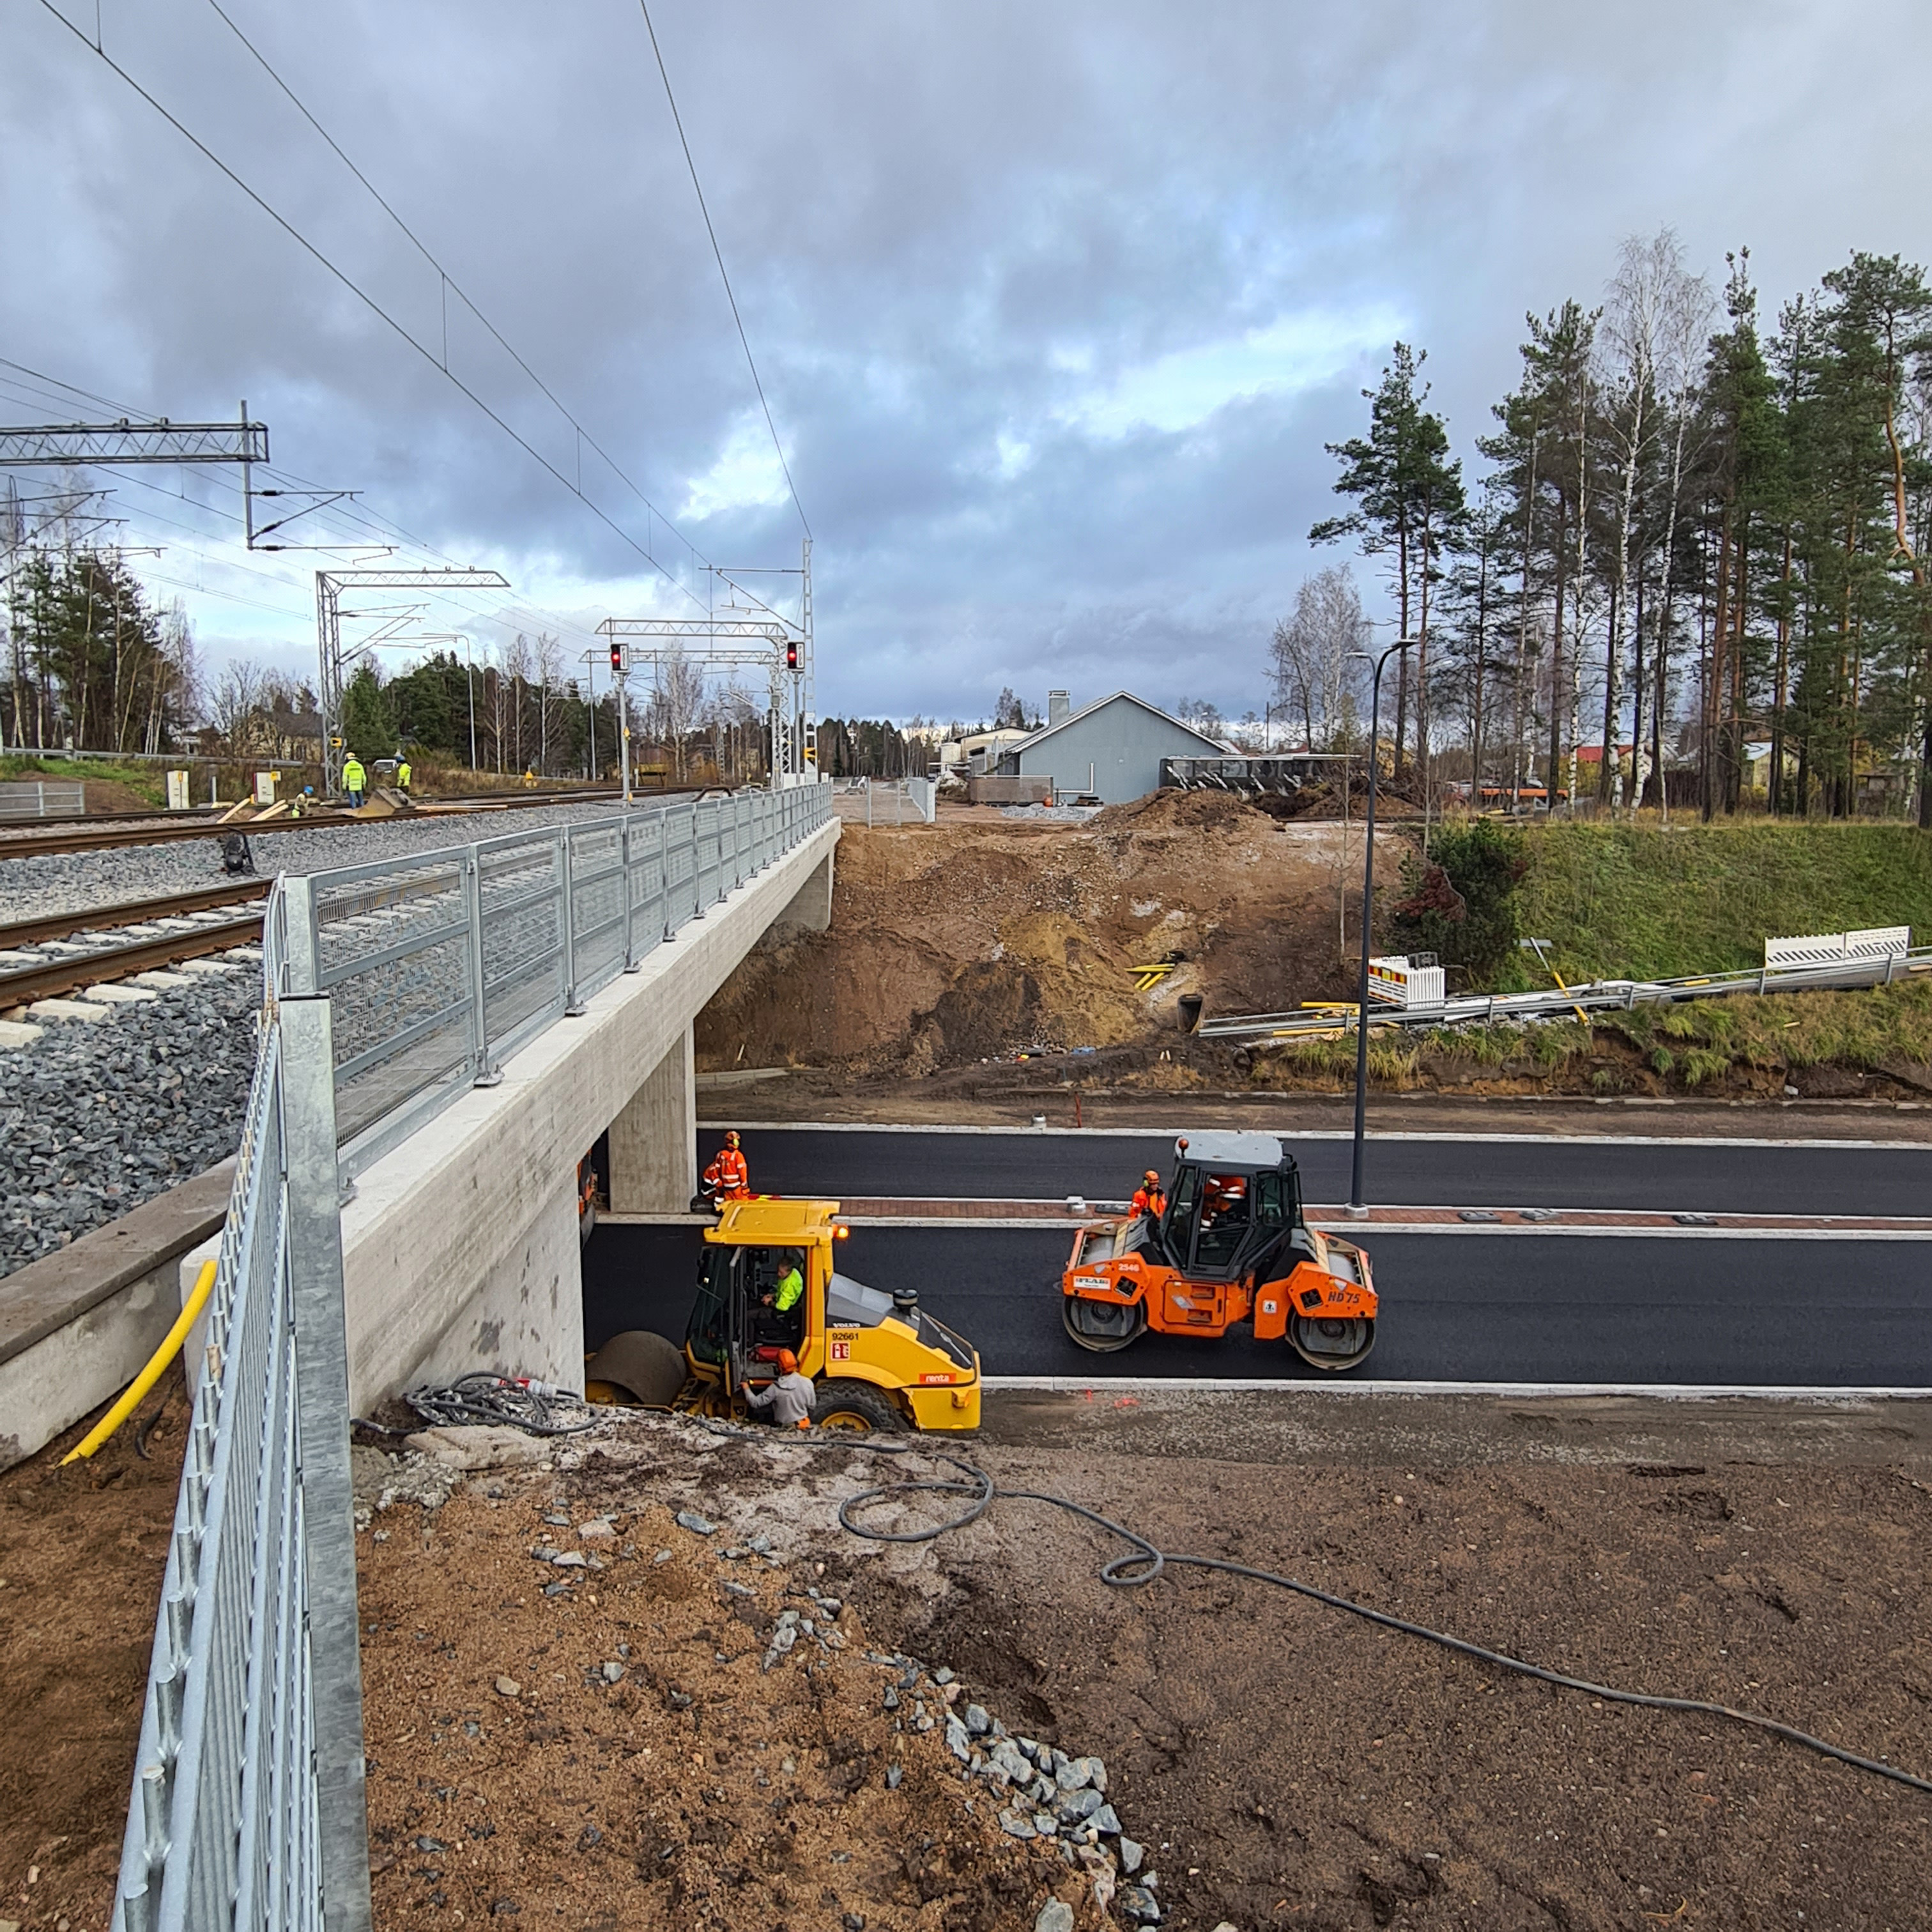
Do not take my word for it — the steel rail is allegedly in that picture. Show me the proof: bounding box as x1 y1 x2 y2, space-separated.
0 910 264 1005
0 880 272 950
0 785 664 860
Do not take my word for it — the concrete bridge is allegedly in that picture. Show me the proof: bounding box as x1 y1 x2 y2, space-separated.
1 792 837 1462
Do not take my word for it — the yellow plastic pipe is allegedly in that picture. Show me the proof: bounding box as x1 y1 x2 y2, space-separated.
62 1258 218 1465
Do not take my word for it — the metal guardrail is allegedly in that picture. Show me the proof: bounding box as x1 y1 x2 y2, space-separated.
110 782 832 1931
279 784 831 1181
1196 944 1932 1041
0 778 86 817
111 903 370 1932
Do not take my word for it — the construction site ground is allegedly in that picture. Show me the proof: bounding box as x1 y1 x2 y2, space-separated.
9 1389 1932 1932
693 793 1932 1109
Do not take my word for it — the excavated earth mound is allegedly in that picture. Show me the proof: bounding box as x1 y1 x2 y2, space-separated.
698 793 1363 1080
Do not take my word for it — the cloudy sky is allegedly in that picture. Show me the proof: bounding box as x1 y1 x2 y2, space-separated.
6 0 1931 726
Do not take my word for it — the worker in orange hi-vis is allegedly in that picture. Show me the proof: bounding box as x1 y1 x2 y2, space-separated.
1130 1169 1167 1219
702 1130 751 1206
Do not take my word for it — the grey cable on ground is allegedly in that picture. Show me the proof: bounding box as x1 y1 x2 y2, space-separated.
837 1450 1932 1799
400 1373 600 1436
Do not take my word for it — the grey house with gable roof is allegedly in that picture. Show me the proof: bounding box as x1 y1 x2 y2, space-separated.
993 691 1228 806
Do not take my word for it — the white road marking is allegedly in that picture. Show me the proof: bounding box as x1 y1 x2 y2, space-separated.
981 1376 1932 1400
713 1121 1932 1151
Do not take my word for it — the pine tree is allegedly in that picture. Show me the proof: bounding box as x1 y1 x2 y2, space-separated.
340 663 397 762
1310 343 1464 787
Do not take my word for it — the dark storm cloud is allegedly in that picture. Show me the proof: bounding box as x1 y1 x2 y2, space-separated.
5 0 1930 718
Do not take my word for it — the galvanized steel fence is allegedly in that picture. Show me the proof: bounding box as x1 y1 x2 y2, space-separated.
282 784 831 1180
111 921 369 1932
111 784 831 1931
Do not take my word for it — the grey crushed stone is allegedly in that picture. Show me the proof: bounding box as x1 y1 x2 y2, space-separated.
0 965 261 1277
0 799 653 924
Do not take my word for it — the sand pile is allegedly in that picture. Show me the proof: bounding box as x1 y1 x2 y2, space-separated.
698 792 1364 1078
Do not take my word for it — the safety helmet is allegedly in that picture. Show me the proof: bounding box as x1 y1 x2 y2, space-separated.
1144 1170 1160 1186
725 1130 741 1149
776 1347 798 1374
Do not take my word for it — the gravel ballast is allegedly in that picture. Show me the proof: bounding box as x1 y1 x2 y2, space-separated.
0 798 646 925
0 960 261 1276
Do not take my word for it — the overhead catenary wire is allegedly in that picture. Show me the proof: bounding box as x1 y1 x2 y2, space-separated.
636 0 810 542
29 0 728 617
188 0 801 622
837 1448 1932 1800
1 358 610 652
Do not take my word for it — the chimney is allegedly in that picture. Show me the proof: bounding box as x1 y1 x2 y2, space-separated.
1048 689 1070 724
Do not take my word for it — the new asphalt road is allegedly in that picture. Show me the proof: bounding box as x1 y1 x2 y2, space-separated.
697 1124 1932 1218
583 1220 1932 1390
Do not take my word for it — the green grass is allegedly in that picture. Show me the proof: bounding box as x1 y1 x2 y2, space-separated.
1516 821 1932 982
0 753 169 805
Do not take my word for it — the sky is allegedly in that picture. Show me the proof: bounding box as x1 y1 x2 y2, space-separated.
6 0 1932 728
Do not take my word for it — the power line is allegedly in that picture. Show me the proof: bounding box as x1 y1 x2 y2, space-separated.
636 0 810 541
32 0 715 614
195 0 753 610
0 358 606 650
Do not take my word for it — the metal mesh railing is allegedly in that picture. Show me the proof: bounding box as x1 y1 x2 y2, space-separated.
282 784 831 1180
108 783 831 1932
111 907 370 1932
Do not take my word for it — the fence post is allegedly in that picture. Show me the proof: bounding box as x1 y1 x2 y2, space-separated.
559 828 585 1015
621 813 643 974
282 873 321 999
464 851 501 1086
278 995 374 1932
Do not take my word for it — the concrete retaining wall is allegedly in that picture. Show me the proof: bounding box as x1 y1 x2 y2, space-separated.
0 1161 233 1469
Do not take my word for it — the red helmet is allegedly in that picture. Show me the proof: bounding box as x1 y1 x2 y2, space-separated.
725 1130 741 1149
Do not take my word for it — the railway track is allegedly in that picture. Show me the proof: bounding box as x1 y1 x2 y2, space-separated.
0 783 639 860
0 891 267 1011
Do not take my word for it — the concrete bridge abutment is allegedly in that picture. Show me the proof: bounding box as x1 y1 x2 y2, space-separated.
323 816 838 1411
608 1022 697 1215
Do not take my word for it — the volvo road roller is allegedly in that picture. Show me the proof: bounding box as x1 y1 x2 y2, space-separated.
1060 1131 1377 1370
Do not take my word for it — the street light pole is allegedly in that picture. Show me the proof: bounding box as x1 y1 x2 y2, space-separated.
1346 638 1416 1216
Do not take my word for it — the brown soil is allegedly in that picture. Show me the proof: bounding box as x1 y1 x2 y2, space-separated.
10 1394 1932 1931
356 1429 1105 1932
0 1384 189 1932
367 1411 1932 1932
698 793 1372 1080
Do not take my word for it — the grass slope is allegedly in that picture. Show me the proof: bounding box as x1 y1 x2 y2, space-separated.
1517 821 1932 981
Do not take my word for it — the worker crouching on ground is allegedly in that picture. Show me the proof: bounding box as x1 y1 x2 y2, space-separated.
744 1347 815 1429
702 1130 751 1206
1131 1169 1167 1218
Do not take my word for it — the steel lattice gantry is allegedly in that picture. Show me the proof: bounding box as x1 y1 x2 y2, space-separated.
0 416 270 466
316 567 509 793
595 613 811 787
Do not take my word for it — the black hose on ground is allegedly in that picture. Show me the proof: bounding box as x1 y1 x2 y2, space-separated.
836 1450 1932 1800
400 1373 601 1436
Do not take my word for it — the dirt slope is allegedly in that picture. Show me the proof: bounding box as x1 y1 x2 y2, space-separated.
700 793 1366 1079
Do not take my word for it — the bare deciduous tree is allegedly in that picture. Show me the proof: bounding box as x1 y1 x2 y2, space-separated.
1269 565 1369 750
